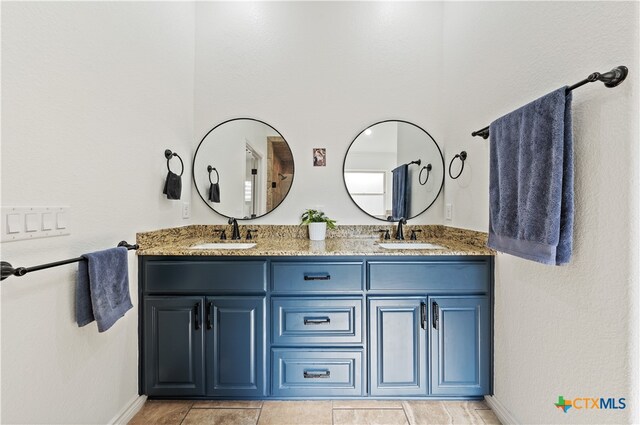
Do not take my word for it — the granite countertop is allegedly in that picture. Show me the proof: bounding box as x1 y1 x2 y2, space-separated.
136 225 494 257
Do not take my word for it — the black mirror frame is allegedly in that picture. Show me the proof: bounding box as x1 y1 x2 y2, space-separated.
342 119 445 222
192 117 295 221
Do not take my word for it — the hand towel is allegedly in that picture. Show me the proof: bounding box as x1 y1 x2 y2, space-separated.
488 87 574 265
76 246 133 332
392 164 410 220
209 182 220 203
163 171 182 200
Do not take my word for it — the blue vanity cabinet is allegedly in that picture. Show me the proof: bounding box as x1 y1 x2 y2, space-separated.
144 296 205 397
206 297 265 397
430 296 490 396
369 298 428 396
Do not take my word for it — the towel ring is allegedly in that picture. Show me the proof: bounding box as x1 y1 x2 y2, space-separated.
448 151 467 180
165 149 184 177
418 164 432 185
207 165 219 185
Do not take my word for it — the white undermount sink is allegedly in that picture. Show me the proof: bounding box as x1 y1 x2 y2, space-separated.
378 242 445 250
189 242 257 250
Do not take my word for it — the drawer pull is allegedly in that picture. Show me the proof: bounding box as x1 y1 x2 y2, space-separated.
303 317 331 325
303 274 331 281
303 370 331 379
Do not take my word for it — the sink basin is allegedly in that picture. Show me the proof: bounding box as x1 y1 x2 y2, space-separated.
378 242 445 250
189 243 257 250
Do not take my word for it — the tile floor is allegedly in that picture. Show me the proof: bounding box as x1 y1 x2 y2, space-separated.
128 399 501 425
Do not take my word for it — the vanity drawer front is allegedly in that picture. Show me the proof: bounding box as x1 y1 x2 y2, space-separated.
368 260 489 293
272 262 363 292
144 260 267 293
271 349 363 397
272 298 363 345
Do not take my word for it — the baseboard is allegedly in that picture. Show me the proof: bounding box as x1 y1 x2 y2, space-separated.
485 395 518 425
109 395 147 425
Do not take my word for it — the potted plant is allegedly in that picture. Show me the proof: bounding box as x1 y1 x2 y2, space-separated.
300 209 337 241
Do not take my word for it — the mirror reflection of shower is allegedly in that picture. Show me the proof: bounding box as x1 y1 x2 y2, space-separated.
244 145 262 218
267 136 294 211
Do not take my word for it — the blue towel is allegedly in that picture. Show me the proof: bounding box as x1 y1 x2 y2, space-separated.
76 247 133 332
392 164 409 220
488 87 574 265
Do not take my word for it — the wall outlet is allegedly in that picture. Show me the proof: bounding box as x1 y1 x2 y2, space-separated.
445 203 453 221
182 202 191 219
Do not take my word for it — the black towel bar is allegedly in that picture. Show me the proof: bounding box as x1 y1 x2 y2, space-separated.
471 65 628 139
0 241 138 281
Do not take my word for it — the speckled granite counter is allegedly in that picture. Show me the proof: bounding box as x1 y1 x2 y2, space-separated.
136 225 494 256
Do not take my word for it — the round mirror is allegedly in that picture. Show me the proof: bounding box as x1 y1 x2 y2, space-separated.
193 118 294 219
343 120 444 221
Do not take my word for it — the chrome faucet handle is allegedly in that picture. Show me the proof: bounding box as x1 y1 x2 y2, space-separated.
378 229 391 240
246 229 258 240
410 229 423 240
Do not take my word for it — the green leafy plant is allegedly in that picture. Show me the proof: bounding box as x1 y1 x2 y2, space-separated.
300 209 337 229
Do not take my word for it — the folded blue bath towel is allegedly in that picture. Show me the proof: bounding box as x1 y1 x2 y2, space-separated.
488 87 574 265
76 246 133 332
392 164 410 220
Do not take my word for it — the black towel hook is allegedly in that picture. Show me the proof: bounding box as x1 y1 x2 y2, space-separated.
165 149 184 177
419 163 432 185
207 165 219 185
448 151 467 180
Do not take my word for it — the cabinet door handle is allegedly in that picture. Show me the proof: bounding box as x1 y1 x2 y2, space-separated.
420 302 427 330
303 274 331 281
303 370 331 379
432 301 439 330
206 301 213 330
194 302 201 331
303 317 331 325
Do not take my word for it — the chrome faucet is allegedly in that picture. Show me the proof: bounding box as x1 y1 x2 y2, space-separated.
228 218 241 240
395 218 407 240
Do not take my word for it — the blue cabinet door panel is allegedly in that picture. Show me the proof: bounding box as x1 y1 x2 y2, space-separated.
206 297 265 397
430 296 490 396
272 349 363 397
144 297 205 396
272 298 363 345
369 298 427 396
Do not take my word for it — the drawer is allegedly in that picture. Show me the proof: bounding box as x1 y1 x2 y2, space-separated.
271 349 363 397
144 260 267 293
368 260 489 293
272 262 363 293
272 298 363 345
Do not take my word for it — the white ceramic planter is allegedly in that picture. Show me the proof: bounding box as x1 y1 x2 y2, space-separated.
308 222 327 241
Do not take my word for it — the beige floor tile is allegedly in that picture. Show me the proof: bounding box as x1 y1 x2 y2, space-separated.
441 402 484 425
128 400 193 425
182 408 260 425
192 400 264 409
476 409 501 424
334 409 408 425
402 401 452 425
333 400 404 409
258 400 332 425
442 400 490 410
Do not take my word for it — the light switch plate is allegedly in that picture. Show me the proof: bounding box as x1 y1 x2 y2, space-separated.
445 203 453 221
1 207 70 242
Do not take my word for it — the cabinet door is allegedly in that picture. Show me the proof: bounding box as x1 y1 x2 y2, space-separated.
144 297 205 396
369 298 427 396
430 296 490 396
206 297 265 397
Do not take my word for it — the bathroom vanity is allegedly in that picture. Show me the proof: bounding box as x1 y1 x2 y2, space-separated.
137 225 494 400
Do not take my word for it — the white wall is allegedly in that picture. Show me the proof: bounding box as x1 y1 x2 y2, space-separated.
442 2 639 424
193 1 445 225
1 2 194 424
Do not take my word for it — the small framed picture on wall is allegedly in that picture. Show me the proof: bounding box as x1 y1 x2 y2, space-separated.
313 148 326 167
